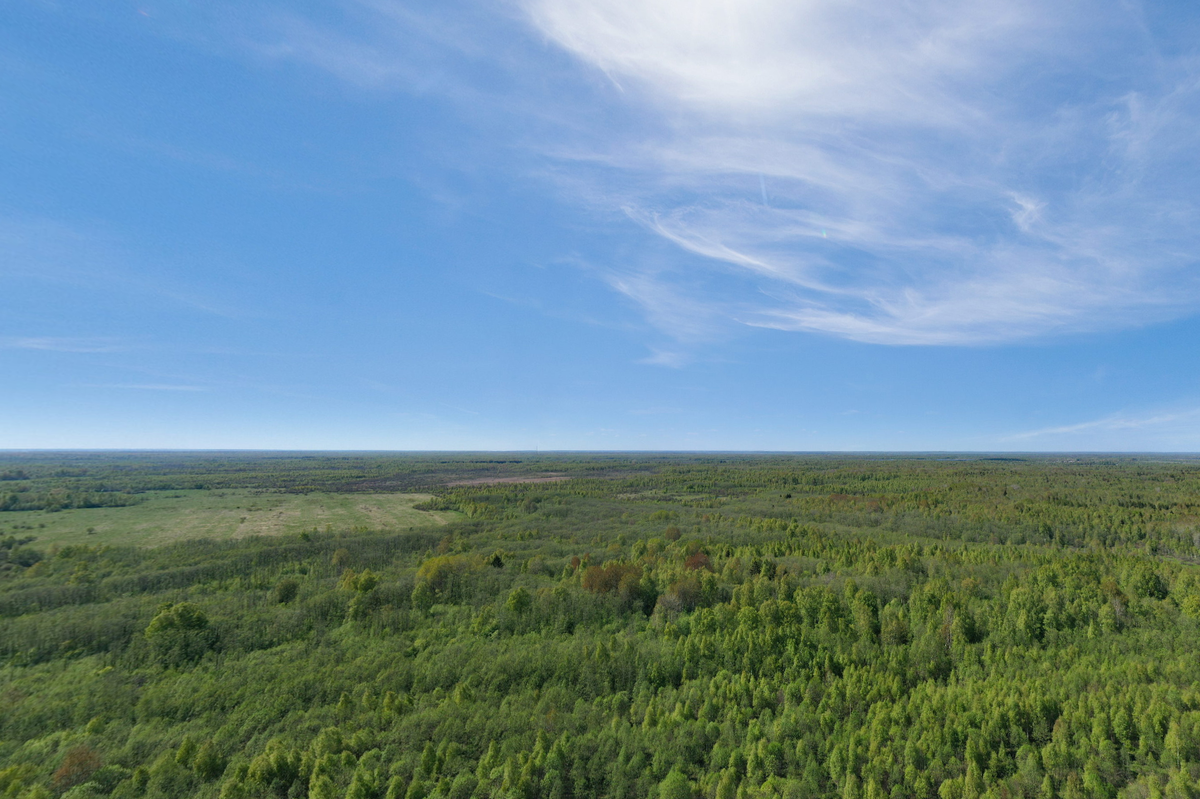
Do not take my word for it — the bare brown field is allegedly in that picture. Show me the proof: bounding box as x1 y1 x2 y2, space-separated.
446 474 571 486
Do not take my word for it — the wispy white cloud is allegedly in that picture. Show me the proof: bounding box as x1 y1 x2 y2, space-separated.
232 0 1200 348
0 214 255 319
251 14 415 89
627 406 683 415
637 348 690 368
242 0 498 93
515 0 1200 345
0 337 128 353
1004 406 1200 450
76 383 207 392
1008 408 1200 440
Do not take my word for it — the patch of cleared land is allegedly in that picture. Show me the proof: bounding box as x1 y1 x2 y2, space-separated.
1 490 461 548
447 474 570 486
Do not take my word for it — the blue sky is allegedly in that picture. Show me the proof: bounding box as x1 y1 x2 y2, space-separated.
3 0 1200 450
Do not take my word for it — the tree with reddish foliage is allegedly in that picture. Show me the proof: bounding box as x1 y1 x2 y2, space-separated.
53 745 101 792
582 562 638 594
582 561 657 613
684 551 712 571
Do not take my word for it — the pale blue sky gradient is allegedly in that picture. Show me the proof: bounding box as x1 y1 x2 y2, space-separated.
3 0 1200 450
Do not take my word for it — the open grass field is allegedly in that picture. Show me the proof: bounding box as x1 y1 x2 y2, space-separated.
0 489 461 548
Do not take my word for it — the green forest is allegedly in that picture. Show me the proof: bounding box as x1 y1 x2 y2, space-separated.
2 453 1200 799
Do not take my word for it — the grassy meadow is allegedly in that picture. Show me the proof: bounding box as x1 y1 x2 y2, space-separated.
0 489 460 548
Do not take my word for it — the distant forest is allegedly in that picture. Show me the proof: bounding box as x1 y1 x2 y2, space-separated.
1 452 1199 799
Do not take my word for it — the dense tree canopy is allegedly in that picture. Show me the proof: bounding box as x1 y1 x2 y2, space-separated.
1 454 1199 799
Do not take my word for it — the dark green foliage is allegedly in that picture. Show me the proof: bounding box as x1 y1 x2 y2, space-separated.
0 489 141 513
273 578 300 604
2 453 1200 798
145 602 218 667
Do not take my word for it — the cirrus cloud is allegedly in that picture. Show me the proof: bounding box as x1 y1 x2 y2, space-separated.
227 0 1200 348
520 0 1200 345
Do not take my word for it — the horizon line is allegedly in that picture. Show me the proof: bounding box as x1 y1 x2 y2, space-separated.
2 449 1200 457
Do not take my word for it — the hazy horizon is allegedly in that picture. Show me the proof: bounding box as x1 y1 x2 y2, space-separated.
3 449 1200 457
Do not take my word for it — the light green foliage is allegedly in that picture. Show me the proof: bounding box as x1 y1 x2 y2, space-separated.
2 454 1200 798
506 586 532 614
193 742 225 781
415 555 481 601
659 768 691 799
